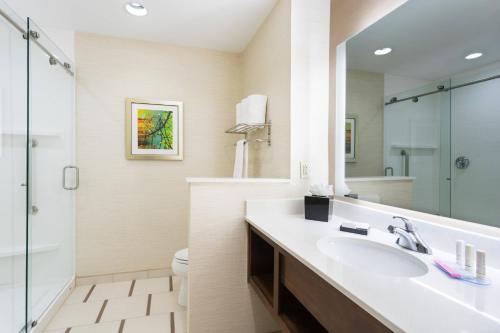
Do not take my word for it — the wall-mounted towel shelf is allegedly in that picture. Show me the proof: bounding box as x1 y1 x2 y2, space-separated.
226 121 271 146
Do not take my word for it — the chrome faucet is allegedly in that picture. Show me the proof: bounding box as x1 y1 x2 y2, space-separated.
387 216 432 254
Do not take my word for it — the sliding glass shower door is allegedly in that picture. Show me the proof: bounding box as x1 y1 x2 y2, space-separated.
383 80 451 216
0 3 28 332
0 3 75 331
384 66 500 228
450 67 500 228
27 18 76 328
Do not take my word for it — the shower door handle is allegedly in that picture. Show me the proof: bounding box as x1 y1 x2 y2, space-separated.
401 150 410 176
63 165 79 190
455 156 470 170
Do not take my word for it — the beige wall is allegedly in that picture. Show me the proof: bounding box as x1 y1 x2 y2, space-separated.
75 1 294 276
75 33 242 276
188 181 303 333
242 0 291 178
329 0 407 184
346 70 384 177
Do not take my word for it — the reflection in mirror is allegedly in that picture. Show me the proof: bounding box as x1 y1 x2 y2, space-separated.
342 0 500 227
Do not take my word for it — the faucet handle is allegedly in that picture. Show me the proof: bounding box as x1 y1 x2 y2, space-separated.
392 216 415 232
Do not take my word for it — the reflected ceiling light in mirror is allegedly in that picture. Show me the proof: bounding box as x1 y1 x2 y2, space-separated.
125 2 148 16
374 48 392 56
465 52 483 60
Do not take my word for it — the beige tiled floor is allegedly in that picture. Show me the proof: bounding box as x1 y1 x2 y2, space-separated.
44 276 186 333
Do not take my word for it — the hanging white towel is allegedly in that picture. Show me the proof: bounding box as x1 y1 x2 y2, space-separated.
233 139 248 178
243 140 248 178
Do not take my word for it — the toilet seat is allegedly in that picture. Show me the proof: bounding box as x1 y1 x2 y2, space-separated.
174 248 188 264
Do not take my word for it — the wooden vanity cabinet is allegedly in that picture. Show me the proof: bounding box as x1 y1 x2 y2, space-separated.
248 225 393 333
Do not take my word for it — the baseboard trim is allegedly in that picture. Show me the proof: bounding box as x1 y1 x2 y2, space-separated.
76 267 173 286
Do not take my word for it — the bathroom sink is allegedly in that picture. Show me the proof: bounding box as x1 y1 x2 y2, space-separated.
317 236 428 278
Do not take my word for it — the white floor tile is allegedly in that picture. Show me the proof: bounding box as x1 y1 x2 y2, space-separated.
46 301 103 330
122 314 171 333
100 294 149 323
88 280 132 301
64 285 93 305
133 278 170 295
70 321 120 333
43 329 66 333
150 292 184 315
46 278 187 332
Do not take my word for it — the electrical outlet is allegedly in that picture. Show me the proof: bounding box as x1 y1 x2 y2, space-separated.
300 161 309 179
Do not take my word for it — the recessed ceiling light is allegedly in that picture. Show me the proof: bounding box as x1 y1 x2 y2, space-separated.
465 52 483 60
125 2 148 16
374 48 392 56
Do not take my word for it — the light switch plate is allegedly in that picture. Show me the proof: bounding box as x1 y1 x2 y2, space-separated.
300 161 309 179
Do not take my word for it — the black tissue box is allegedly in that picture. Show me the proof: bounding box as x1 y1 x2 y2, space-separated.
304 195 331 222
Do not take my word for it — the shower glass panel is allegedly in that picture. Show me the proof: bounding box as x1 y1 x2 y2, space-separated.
383 80 451 216
450 66 500 228
0 3 28 333
0 3 75 331
27 18 75 325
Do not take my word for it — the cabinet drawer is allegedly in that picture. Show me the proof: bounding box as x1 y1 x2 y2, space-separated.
280 253 392 333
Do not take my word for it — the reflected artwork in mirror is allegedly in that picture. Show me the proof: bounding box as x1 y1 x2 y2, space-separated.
339 0 500 228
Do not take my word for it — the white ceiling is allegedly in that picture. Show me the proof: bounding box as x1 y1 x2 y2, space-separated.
6 0 278 53
347 0 500 81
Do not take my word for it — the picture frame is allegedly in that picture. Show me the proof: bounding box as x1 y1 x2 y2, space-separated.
345 115 357 162
125 98 183 160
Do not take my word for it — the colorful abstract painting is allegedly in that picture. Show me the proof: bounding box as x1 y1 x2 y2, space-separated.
137 109 173 150
126 99 183 160
345 116 356 162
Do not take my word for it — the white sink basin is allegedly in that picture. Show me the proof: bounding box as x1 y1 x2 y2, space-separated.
317 236 428 278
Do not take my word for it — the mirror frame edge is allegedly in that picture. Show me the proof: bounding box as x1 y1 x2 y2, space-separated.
334 41 350 196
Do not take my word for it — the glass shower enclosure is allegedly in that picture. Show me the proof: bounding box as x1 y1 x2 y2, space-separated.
384 65 500 228
1 2 76 332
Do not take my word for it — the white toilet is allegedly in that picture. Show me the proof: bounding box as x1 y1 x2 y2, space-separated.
172 248 188 307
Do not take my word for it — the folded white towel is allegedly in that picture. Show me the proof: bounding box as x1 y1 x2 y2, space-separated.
233 139 248 178
246 95 267 124
236 101 246 125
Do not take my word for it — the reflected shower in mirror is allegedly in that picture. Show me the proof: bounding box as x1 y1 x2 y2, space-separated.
342 0 500 227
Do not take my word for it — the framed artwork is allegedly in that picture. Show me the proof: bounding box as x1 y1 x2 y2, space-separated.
126 98 183 160
345 115 357 162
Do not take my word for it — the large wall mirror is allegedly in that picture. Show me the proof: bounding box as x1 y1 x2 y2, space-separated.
336 0 500 228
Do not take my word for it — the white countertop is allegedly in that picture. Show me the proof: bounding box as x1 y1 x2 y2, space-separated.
246 210 500 333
